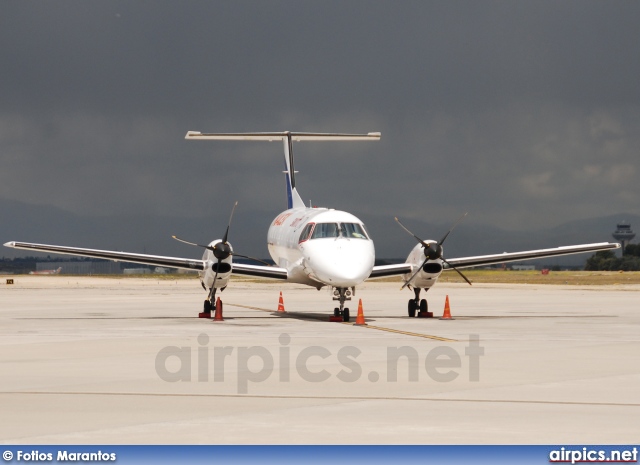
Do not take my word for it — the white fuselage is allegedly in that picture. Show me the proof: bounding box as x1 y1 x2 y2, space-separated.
267 207 375 288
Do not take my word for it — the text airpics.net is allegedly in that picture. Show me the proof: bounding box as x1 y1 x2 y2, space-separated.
549 447 638 464
155 333 484 394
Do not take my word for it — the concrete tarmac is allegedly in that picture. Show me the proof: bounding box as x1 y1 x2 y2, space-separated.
1 275 639 444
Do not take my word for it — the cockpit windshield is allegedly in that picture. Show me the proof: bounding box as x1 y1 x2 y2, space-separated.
308 222 369 240
341 223 368 239
310 223 340 239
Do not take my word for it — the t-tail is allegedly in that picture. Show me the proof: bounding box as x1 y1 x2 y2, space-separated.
185 131 381 209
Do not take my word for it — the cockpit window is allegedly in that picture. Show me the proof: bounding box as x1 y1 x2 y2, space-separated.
341 223 368 239
298 223 314 243
308 222 369 240
361 223 371 239
311 222 339 239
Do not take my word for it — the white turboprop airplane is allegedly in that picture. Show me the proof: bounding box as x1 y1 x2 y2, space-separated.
5 131 620 321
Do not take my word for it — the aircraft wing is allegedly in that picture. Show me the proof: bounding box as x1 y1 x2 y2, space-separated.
4 241 205 271
366 242 620 279
230 263 288 280
444 242 620 270
4 241 289 278
368 263 413 279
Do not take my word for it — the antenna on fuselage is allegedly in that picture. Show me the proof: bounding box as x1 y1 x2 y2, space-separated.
185 131 381 210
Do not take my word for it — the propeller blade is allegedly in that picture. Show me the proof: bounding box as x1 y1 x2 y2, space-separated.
394 217 429 248
438 212 468 246
441 258 472 286
222 201 239 244
209 258 222 300
401 257 429 290
172 235 213 250
230 252 273 267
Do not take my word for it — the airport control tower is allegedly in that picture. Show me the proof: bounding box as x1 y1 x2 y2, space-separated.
612 221 635 255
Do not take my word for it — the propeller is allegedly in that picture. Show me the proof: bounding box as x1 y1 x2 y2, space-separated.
172 202 272 266
172 201 273 302
394 213 472 288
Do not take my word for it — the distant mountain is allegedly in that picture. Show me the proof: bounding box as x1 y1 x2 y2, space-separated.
2 198 635 267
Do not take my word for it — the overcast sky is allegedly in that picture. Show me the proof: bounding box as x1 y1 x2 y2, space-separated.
2 1 639 242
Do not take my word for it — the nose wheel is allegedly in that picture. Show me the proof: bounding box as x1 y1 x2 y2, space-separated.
333 307 350 322
331 287 352 322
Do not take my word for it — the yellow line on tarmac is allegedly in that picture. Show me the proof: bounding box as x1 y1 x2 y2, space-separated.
355 324 457 342
226 303 276 313
227 302 457 342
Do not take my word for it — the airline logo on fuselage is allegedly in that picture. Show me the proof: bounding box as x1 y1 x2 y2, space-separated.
272 212 293 226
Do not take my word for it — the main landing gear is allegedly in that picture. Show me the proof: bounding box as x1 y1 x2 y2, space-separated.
331 287 352 322
199 285 224 318
200 297 218 318
407 287 432 318
203 298 222 314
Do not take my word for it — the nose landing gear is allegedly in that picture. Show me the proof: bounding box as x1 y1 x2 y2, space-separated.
330 287 352 322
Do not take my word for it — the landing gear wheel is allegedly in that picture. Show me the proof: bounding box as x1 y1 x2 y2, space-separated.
419 299 428 313
334 308 340 317
342 308 350 322
203 300 212 313
408 299 417 318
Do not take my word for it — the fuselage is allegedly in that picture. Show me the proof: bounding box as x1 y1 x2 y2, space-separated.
267 207 375 288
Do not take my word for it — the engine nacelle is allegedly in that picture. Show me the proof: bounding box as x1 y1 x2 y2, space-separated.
199 239 233 290
404 242 443 289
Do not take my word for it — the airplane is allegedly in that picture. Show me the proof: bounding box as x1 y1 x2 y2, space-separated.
4 131 620 321
29 266 62 275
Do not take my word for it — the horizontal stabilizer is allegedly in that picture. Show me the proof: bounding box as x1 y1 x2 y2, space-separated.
185 131 381 142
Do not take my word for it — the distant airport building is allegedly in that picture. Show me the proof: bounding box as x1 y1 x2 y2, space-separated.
36 261 122 275
511 265 536 271
123 268 151 275
612 221 635 255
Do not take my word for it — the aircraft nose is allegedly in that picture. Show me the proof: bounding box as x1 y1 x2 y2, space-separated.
303 240 374 287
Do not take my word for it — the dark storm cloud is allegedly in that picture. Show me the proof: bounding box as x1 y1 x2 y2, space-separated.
1 1 639 255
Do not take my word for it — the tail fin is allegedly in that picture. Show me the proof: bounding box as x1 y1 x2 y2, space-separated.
185 131 381 210
282 134 305 209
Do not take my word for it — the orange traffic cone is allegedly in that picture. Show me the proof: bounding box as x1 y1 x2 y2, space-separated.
354 299 366 326
213 297 224 321
440 295 454 320
277 292 286 313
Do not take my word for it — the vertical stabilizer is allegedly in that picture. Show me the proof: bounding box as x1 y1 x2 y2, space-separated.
282 134 305 209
